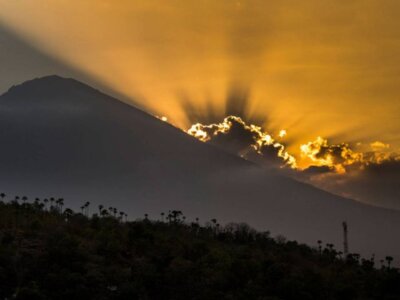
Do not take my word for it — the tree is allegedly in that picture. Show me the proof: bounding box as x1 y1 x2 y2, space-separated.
43 199 49 210
63 208 74 221
83 201 90 216
98 205 104 215
317 240 322 254
50 197 55 209
386 256 394 268
59 198 64 213
169 210 183 223
211 218 217 230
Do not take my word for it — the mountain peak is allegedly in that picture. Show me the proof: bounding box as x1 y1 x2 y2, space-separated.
3 75 102 99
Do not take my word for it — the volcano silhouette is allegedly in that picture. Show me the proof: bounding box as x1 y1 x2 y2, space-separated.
1 75 399 262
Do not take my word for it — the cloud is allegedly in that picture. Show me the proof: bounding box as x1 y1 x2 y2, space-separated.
302 165 334 175
370 141 390 151
188 116 296 168
299 158 400 210
300 137 363 173
188 116 400 209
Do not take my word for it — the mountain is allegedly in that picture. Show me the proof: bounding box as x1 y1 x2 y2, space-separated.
1 75 400 263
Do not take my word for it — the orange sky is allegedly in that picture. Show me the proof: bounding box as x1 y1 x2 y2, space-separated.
1 0 400 158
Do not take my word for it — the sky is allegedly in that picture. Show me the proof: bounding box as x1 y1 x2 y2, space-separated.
0 0 399 209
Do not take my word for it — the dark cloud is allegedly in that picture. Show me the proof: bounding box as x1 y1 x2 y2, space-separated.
302 165 334 175
208 117 257 154
296 158 400 210
247 145 289 168
316 144 348 163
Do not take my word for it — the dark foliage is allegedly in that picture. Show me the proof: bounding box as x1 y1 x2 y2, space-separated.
0 197 399 300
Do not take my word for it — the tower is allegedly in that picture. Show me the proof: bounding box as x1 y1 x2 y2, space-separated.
342 221 349 256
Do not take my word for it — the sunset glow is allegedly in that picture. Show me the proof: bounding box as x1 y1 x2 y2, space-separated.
1 0 400 154
0 0 399 209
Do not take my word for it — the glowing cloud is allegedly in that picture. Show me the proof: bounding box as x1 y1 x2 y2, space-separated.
370 141 390 151
188 116 297 168
300 137 400 174
300 137 363 173
189 117 399 177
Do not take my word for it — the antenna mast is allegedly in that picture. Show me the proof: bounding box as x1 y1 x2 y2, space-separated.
342 221 349 256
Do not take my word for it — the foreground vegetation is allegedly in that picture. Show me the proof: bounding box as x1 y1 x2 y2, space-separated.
0 195 399 300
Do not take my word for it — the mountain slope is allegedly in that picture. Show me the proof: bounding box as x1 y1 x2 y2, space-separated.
1 75 399 262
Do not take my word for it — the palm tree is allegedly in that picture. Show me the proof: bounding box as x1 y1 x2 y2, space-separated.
84 202 90 216
64 208 73 218
58 198 64 213
170 210 183 223
98 205 104 215
101 209 108 217
50 197 55 210
43 198 49 210
33 198 40 209
0 193 6 202
22 196 28 204
161 212 165 222
55 199 60 212
144 213 149 220
167 210 171 223
385 256 394 268
317 240 322 254
380 259 385 268
326 243 334 252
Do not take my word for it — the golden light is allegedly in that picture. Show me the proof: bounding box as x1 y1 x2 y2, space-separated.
0 0 399 156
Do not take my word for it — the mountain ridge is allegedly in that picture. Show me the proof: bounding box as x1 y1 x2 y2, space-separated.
1 75 400 264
